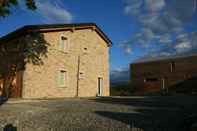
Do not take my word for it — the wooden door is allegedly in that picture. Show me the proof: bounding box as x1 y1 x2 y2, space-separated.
14 71 23 98
2 71 23 98
0 79 3 97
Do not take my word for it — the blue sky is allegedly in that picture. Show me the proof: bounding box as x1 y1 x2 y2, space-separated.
0 0 196 72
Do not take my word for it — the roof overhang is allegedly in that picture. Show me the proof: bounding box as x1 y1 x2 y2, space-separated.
0 23 112 47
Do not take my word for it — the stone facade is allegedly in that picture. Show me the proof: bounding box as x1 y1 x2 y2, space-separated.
0 24 111 98
131 55 197 95
23 29 110 98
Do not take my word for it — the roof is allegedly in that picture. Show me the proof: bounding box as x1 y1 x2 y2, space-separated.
131 53 197 65
0 23 112 46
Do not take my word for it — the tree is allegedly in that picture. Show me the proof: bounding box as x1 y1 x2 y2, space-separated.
0 33 49 98
0 0 36 17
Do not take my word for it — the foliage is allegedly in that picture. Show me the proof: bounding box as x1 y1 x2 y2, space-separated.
24 33 49 65
0 0 36 17
0 32 49 97
110 82 134 96
0 32 49 73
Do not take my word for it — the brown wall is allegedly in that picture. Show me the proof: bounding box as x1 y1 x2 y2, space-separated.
130 55 197 94
22 28 110 98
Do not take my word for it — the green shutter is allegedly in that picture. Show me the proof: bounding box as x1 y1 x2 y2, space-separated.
57 70 66 87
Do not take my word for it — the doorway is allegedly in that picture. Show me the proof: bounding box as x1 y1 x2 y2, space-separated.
1 71 23 98
98 77 103 96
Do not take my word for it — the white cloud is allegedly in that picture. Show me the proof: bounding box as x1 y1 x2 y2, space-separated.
125 47 132 54
159 34 172 43
174 41 191 53
122 0 197 60
36 1 73 23
124 0 143 15
145 0 165 12
160 52 171 56
177 33 188 39
120 43 133 55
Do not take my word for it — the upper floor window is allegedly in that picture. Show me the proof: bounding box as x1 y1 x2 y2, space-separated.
59 35 69 52
170 61 175 72
58 70 68 87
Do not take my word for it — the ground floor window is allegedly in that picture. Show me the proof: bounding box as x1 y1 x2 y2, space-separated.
144 78 159 82
58 70 67 87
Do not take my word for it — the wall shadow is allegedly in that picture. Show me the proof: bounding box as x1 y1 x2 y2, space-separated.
95 110 189 131
0 32 49 100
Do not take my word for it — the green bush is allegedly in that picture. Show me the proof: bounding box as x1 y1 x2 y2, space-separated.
110 82 134 96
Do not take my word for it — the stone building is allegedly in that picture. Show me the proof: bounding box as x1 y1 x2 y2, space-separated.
0 23 111 98
130 55 197 95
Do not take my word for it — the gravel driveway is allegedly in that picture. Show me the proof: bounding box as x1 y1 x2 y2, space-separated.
0 96 197 131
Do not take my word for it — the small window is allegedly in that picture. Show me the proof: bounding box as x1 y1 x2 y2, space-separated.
170 62 175 72
58 70 67 87
83 47 88 54
79 71 85 79
84 47 87 50
144 78 159 82
59 35 69 52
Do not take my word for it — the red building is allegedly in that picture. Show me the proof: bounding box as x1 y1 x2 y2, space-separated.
130 55 197 95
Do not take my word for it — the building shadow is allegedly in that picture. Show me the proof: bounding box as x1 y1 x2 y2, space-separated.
93 96 197 131
3 124 17 131
95 109 193 131
90 96 185 108
169 76 197 94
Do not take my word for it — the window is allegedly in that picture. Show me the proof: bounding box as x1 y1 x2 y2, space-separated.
79 71 85 79
58 70 67 87
59 35 68 52
83 47 88 54
144 78 159 82
170 61 175 72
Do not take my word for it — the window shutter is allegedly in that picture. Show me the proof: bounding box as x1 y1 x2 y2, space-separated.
59 35 68 52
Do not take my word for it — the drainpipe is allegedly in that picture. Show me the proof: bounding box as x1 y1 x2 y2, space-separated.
162 77 165 95
76 55 80 97
162 78 165 89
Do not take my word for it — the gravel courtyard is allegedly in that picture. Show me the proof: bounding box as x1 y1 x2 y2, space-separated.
0 96 197 131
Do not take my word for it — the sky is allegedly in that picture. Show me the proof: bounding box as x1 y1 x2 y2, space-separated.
0 0 196 74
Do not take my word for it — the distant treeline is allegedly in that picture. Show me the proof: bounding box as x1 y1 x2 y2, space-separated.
110 82 134 96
